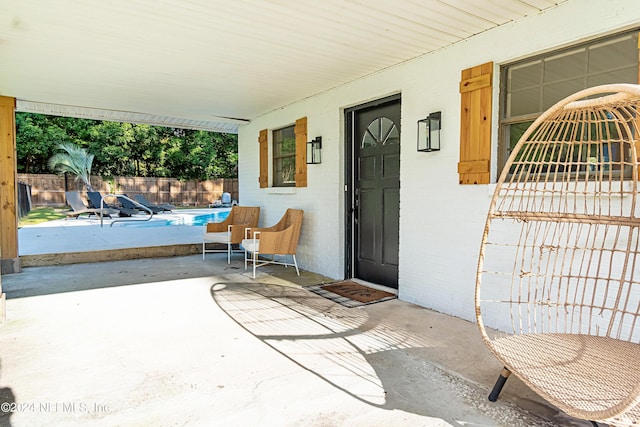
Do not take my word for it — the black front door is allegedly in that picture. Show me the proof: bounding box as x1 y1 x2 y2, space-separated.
346 96 400 289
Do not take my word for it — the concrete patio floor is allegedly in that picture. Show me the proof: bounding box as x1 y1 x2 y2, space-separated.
0 254 592 426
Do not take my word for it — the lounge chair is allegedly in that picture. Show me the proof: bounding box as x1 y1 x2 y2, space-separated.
134 194 174 212
209 192 234 208
117 194 160 215
64 191 119 219
241 208 303 278
87 191 137 217
221 192 232 207
203 206 260 263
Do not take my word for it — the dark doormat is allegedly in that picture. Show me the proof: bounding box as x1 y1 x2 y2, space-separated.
305 280 396 308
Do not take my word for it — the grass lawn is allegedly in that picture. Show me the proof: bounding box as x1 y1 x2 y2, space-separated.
19 206 67 227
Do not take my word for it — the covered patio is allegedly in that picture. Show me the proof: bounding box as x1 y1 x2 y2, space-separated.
0 254 584 426
1 1 639 425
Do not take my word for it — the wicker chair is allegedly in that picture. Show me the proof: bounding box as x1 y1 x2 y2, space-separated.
241 208 304 278
203 206 260 263
476 84 640 427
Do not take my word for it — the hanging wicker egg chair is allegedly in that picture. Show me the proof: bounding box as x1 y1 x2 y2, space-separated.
476 84 640 427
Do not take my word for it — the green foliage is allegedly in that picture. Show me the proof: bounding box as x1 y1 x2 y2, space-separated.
16 114 82 173
16 112 238 181
48 143 95 191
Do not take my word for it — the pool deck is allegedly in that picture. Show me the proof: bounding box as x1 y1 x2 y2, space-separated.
18 208 231 266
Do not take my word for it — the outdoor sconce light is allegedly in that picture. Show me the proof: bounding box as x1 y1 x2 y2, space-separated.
417 111 441 152
307 136 322 164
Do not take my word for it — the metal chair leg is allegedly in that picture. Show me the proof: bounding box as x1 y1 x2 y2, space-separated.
292 255 299 276
488 367 511 402
252 250 257 278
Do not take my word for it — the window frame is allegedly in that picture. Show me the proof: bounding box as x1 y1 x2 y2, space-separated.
271 124 296 187
498 29 639 178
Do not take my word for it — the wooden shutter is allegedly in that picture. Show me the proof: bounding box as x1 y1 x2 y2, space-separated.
458 62 493 184
258 129 268 188
294 117 307 187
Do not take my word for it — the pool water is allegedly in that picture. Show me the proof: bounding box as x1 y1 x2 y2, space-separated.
117 211 230 228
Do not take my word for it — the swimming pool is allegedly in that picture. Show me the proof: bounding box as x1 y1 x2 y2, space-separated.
116 210 230 228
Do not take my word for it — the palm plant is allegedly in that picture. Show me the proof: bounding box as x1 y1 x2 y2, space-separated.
48 143 95 192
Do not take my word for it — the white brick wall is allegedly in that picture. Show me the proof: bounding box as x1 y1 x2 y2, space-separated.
238 0 640 326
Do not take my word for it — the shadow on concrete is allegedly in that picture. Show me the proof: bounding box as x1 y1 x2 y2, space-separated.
1 255 246 299
210 282 558 426
2 253 329 300
0 256 581 425
0 361 15 427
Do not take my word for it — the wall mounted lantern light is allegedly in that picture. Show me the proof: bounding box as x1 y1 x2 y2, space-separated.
417 111 441 152
307 136 322 164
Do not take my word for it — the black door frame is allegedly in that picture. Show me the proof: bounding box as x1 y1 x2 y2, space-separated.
344 93 401 281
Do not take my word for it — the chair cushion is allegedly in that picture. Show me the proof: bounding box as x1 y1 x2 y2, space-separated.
490 333 640 420
241 239 259 253
203 232 229 243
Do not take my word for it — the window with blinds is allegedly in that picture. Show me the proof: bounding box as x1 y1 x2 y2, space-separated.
498 30 639 176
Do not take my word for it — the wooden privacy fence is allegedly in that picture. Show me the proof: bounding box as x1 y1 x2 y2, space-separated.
17 174 239 207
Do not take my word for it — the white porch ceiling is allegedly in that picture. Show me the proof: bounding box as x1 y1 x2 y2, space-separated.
0 0 566 133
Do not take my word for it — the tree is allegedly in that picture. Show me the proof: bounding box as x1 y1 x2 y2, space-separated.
48 143 95 191
16 114 75 173
16 112 239 180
